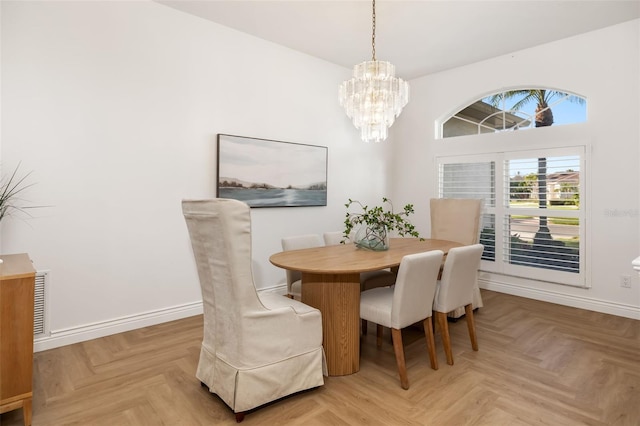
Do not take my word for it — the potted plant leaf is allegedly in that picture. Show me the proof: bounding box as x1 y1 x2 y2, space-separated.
343 197 421 251
0 163 39 222
0 164 39 264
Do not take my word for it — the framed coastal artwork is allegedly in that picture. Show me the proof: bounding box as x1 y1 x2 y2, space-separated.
216 134 328 207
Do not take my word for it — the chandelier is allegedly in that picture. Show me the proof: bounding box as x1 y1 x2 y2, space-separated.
339 0 409 143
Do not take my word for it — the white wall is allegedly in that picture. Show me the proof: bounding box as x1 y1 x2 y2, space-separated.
393 19 640 318
4 2 637 352
0 1 392 349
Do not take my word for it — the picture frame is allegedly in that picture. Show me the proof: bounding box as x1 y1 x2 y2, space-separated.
217 134 328 208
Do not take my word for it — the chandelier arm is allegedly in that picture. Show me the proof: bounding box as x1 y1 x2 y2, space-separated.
371 0 376 61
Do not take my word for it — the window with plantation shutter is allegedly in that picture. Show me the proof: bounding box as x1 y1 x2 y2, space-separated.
437 147 585 287
439 158 497 263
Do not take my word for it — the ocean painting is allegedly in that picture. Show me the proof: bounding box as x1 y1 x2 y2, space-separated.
217 135 327 208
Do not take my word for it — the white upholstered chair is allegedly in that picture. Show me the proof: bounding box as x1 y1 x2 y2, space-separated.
182 199 325 422
281 234 324 300
430 198 484 317
360 250 444 389
322 230 346 246
433 244 484 365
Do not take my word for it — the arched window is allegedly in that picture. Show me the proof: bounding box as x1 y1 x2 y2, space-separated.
441 89 586 139
436 88 587 288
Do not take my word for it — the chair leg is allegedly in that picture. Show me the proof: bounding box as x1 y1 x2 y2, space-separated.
436 311 454 365
464 304 479 351
362 318 368 335
376 324 384 347
235 412 245 423
423 317 438 370
391 328 409 390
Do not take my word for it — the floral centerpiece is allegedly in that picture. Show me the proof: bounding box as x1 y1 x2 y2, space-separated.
343 197 421 251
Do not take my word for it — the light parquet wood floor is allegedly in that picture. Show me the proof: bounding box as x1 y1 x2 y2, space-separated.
2 290 639 425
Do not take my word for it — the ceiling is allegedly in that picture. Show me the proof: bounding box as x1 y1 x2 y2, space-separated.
158 1 639 80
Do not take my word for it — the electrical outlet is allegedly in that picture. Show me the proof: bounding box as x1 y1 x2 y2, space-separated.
620 275 632 288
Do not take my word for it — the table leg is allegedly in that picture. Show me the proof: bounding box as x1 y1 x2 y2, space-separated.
301 272 360 376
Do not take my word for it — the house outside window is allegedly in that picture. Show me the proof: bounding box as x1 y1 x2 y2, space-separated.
437 89 587 288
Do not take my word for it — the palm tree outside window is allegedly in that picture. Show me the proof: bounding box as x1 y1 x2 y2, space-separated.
488 90 585 254
438 88 587 287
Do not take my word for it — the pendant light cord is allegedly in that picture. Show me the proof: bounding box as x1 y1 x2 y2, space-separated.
371 0 376 61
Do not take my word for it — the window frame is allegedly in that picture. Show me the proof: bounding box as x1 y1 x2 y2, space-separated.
436 145 587 288
439 89 587 140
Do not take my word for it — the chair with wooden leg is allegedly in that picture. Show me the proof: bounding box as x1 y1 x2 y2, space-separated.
429 198 484 318
432 244 484 366
281 234 324 300
359 250 444 389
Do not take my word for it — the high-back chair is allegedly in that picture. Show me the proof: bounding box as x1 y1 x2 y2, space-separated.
183 199 325 422
430 198 483 245
360 250 444 389
281 234 324 300
430 198 484 317
433 243 484 366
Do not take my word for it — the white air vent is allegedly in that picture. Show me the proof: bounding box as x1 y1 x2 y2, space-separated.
34 270 50 337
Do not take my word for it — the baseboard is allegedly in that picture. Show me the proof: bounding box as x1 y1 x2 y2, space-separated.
257 283 288 295
33 286 289 352
34 301 204 352
36 280 635 353
480 278 640 320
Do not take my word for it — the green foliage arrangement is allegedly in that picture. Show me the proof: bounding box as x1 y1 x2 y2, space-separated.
0 163 37 222
343 197 421 245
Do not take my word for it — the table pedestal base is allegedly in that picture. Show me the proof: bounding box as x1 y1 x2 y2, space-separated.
301 272 360 376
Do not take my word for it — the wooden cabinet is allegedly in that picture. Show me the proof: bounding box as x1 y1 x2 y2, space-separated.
0 253 36 426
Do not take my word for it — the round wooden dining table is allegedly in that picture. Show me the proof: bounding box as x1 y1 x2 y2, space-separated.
269 237 461 376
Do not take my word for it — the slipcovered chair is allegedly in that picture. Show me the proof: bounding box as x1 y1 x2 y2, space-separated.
182 199 326 422
430 198 484 317
281 234 324 300
360 250 444 389
433 244 484 366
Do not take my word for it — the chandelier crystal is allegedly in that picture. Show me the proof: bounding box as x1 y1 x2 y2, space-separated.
339 0 409 143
